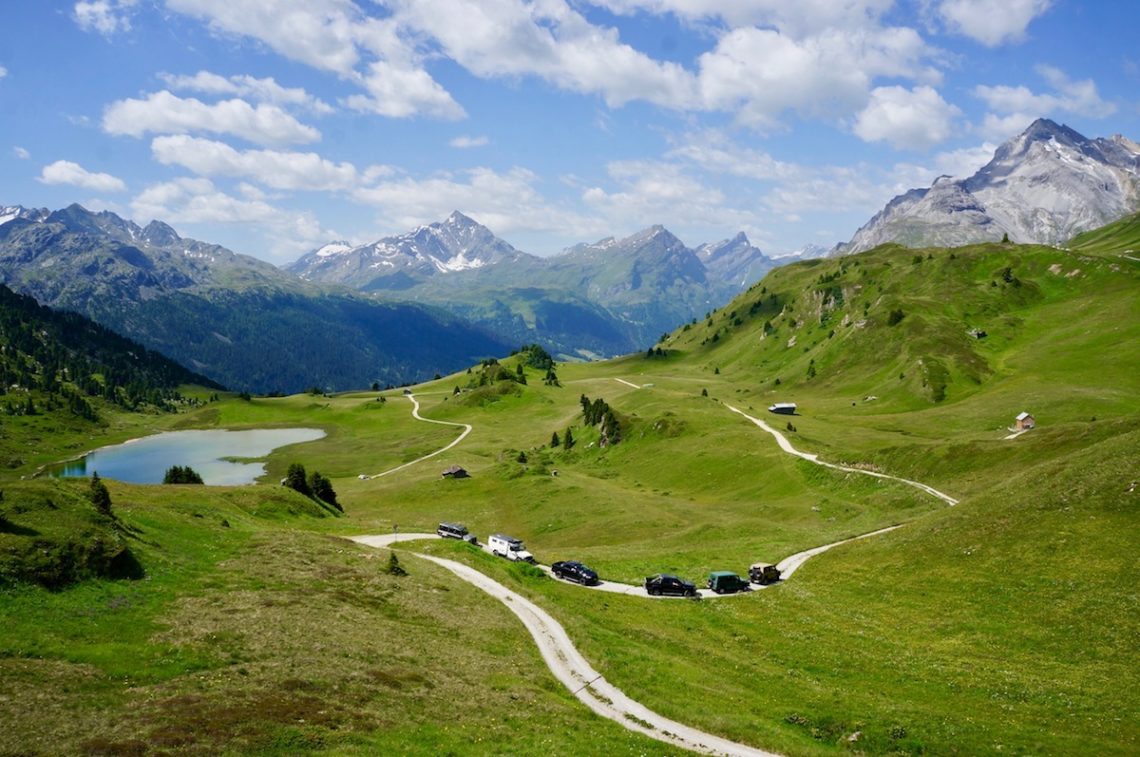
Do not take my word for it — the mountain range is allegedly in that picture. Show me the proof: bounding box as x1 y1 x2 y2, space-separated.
837 119 1140 254
0 205 510 392
290 212 775 358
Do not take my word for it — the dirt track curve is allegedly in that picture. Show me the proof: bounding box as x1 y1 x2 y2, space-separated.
368 394 471 479
350 381 961 754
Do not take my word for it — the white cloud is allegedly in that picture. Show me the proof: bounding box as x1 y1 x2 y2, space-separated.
131 177 338 261
389 0 697 110
350 165 600 239
150 135 358 191
132 177 280 224
343 60 466 119
13 146 30 160
696 26 936 130
158 71 334 114
582 160 758 231
39 160 127 192
74 0 138 36
974 65 1115 140
0 65 7 79
938 0 1051 47
450 135 489 149
103 91 320 145
853 85 961 150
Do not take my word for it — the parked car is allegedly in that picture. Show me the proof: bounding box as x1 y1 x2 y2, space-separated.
551 560 599 586
488 533 536 563
644 574 697 597
437 522 477 544
749 562 781 585
707 571 751 594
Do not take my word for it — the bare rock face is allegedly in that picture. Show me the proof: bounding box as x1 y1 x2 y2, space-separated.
837 119 1140 254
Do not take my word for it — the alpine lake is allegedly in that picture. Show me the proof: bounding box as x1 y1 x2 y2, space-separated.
49 428 327 485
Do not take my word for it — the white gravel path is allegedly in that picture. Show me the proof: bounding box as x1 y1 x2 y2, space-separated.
724 404 959 506
368 394 471 479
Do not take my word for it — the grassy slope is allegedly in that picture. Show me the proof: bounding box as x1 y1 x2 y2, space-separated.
0 478 660 755
2 233 1137 754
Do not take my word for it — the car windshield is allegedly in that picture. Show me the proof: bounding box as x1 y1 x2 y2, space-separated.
509 541 525 550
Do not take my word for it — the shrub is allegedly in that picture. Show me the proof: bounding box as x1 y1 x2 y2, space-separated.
887 308 905 326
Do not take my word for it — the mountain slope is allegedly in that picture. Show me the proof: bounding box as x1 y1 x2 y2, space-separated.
0 204 510 392
839 119 1140 253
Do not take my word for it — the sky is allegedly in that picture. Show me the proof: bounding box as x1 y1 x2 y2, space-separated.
1 1 1138 264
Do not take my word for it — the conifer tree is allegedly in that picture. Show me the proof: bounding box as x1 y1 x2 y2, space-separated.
90 472 112 517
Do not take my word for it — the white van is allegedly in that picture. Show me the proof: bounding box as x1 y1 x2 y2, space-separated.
488 533 535 563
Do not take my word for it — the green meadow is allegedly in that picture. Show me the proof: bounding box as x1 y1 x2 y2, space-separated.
2 227 1138 754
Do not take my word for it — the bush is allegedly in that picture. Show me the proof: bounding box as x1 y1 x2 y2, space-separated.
887 308 905 326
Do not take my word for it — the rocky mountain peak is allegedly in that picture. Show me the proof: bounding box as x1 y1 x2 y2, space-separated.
141 220 181 247
837 120 1140 254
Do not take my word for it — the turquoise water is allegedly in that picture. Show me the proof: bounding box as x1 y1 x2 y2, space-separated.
52 428 326 485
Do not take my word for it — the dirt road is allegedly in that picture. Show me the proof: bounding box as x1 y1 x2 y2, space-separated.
724 404 959 506
368 394 471 479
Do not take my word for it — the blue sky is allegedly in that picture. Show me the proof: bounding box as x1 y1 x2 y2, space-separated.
1 1 1137 263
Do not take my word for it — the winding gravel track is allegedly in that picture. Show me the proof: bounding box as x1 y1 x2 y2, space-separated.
368 393 471 479
351 382 961 754
724 404 959 506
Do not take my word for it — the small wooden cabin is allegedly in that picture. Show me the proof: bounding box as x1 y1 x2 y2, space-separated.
441 465 469 479
1014 411 1035 431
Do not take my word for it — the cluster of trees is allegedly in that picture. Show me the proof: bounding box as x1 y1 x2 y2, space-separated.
283 462 341 512
163 465 204 484
513 343 560 386
0 284 220 421
579 394 622 446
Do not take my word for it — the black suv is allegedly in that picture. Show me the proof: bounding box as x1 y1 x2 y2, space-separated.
644 574 697 597
551 560 599 586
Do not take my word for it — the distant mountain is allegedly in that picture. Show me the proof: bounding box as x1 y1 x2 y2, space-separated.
775 243 831 262
837 119 1140 254
696 232 775 287
0 204 510 392
296 217 776 357
288 211 533 291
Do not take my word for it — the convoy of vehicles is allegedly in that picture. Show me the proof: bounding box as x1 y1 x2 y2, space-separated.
551 560 599 585
488 533 536 563
644 574 698 597
436 521 781 595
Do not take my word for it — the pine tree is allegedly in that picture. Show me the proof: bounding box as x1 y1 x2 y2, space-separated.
284 463 311 496
308 471 341 511
90 472 112 517
387 551 407 576
551 431 561 447
563 427 574 449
